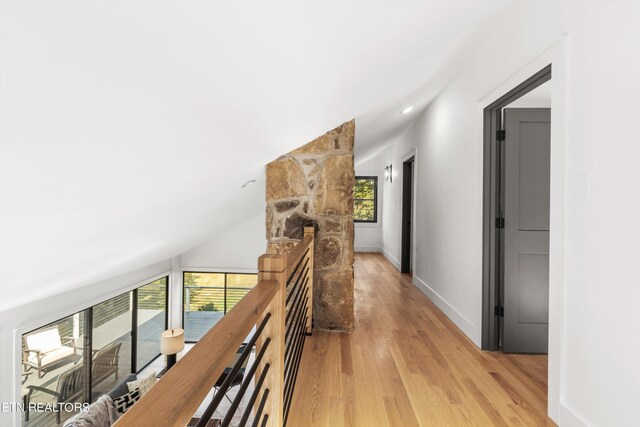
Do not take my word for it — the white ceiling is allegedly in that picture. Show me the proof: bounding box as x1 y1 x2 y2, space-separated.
0 1 514 310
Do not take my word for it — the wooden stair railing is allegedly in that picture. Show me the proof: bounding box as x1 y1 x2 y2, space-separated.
115 227 315 427
282 228 314 424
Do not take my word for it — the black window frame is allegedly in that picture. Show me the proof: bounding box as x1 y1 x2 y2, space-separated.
20 275 169 410
354 176 378 223
133 276 170 373
182 271 258 343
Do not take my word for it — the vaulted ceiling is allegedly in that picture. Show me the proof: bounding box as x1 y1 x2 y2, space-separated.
0 1 514 310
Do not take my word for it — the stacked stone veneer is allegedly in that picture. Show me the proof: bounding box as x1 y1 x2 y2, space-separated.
265 120 355 331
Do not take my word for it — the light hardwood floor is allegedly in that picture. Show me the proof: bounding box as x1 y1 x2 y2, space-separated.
288 253 554 426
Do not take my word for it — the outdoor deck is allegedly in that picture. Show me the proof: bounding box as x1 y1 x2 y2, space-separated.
23 310 221 426
184 311 224 342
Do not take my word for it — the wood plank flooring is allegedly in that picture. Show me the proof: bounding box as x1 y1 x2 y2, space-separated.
287 253 554 426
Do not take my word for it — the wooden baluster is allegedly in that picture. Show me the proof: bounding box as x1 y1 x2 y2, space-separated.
303 226 315 334
256 253 287 427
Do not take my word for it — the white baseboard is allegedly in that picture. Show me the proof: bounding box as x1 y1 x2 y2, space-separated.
560 403 589 427
382 249 401 270
413 275 478 345
354 246 382 253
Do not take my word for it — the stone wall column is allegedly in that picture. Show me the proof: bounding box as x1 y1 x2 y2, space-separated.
265 120 355 331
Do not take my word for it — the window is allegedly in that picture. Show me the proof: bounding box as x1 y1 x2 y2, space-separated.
91 292 132 401
354 176 378 223
22 311 87 424
183 272 257 342
22 277 168 425
135 277 168 371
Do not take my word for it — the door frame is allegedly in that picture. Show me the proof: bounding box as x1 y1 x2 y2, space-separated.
401 156 415 273
481 64 552 350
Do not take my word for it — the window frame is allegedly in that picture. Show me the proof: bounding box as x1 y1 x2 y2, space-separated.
20 275 169 410
182 271 258 343
133 276 169 373
354 176 378 223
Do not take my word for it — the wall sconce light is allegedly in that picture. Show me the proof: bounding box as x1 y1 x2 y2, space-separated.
385 165 392 182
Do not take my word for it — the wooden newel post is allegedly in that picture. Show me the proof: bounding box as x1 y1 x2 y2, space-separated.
303 226 315 334
257 253 287 427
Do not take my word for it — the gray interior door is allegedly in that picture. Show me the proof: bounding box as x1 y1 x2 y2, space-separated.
502 108 550 354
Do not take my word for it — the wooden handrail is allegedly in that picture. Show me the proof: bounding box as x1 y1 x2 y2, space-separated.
256 254 287 427
303 227 314 332
115 279 277 427
285 233 313 275
116 226 316 427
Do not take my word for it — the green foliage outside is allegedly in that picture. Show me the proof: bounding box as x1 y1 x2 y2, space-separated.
198 302 218 311
137 277 167 310
354 178 376 222
184 273 257 313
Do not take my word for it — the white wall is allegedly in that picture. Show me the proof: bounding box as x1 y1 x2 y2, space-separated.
372 2 640 426
377 134 417 271
0 1 512 314
0 213 266 426
169 214 265 331
354 220 383 252
181 213 265 272
0 259 172 426
354 155 385 252
4 2 640 426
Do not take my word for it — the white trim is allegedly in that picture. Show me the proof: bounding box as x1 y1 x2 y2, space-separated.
560 404 589 427
181 267 259 274
15 269 172 338
383 249 401 270
400 148 416 163
413 275 477 341
169 256 183 329
11 329 20 427
478 37 567 423
354 222 381 229
355 246 382 253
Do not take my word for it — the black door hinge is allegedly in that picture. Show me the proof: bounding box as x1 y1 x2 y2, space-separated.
495 217 505 229
495 305 504 317
496 129 505 141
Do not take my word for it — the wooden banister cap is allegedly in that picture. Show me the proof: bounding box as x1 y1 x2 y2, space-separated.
258 253 287 272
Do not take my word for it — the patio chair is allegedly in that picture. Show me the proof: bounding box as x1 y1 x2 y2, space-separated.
92 342 121 385
25 342 122 423
25 363 84 423
23 327 77 379
213 344 249 404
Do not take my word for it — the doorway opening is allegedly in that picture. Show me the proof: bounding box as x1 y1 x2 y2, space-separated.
401 156 415 274
481 65 552 353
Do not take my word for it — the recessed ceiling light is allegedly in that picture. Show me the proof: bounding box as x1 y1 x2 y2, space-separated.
242 180 256 188
401 106 414 114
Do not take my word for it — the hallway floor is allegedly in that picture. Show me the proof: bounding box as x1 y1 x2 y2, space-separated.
288 252 554 426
